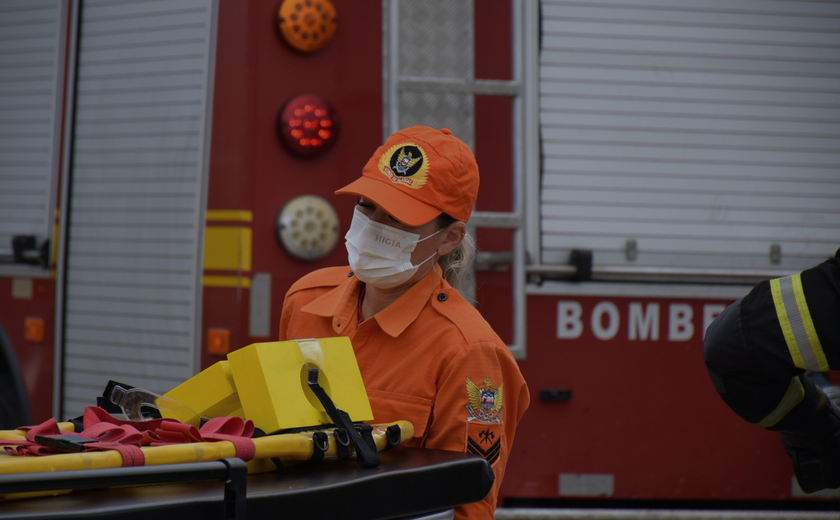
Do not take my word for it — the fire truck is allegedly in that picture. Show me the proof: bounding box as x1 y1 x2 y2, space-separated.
1 0 839 511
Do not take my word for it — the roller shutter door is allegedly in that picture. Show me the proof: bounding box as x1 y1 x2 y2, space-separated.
539 0 840 274
61 0 216 418
0 0 66 273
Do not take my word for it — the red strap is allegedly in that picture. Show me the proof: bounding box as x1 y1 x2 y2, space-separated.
2 419 75 456
84 442 145 467
4 408 255 463
3 425 70 457
82 422 147 446
152 416 256 461
23 417 64 442
199 417 256 461
153 421 203 444
3 418 146 466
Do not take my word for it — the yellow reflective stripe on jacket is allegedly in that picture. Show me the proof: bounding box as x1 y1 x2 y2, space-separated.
757 376 805 428
770 274 829 372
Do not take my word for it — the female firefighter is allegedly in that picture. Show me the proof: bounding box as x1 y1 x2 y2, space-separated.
279 125 529 519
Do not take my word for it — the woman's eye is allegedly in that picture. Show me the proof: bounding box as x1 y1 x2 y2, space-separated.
356 199 376 216
358 200 384 215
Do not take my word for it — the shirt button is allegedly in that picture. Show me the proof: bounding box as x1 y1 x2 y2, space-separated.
437 293 447 302
347 271 354 277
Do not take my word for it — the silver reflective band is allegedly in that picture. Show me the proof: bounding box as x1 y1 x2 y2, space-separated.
771 275 828 372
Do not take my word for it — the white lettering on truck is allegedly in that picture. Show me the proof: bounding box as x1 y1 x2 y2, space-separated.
557 301 583 339
628 303 659 341
669 303 694 341
591 301 620 340
556 300 727 342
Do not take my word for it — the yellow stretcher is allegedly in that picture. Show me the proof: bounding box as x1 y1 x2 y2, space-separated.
0 338 411 500
0 420 414 506
0 420 413 478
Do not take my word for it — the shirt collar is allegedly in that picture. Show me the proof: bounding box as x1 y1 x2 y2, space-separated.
300 266 443 338
300 271 360 333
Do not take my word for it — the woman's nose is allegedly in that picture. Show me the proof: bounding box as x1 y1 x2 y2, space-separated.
369 207 392 225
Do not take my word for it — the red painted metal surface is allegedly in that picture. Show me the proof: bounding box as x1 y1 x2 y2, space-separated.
473 1 515 346
203 0 383 367
0 278 55 424
503 294 801 501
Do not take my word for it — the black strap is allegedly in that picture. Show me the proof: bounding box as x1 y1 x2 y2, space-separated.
310 431 329 463
356 424 377 453
307 369 380 468
333 428 352 460
99 381 132 414
270 457 286 474
95 396 122 416
384 424 401 450
34 434 97 452
68 416 85 434
99 380 162 419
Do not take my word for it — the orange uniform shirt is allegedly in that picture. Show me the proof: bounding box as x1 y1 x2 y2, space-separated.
280 265 529 519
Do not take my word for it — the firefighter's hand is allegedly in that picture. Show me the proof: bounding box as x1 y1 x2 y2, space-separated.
781 398 840 493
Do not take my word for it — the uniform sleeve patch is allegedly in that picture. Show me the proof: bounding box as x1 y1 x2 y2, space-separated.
466 421 503 466
465 377 503 423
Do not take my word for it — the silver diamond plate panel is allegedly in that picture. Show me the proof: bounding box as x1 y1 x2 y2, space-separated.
398 0 473 80
395 0 475 148
399 91 474 150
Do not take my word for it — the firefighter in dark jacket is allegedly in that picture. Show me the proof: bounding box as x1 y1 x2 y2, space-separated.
704 249 840 493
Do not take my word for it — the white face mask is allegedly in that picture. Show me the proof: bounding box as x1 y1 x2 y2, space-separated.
345 207 443 289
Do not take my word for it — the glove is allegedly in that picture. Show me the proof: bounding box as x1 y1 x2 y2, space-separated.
780 399 840 493
822 385 840 409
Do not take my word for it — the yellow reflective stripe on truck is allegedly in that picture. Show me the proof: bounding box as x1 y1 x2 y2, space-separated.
770 274 829 372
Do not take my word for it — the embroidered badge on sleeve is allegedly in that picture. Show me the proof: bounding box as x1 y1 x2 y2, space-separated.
466 422 502 465
465 377 503 423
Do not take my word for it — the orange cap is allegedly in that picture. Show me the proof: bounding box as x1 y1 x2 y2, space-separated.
336 126 479 227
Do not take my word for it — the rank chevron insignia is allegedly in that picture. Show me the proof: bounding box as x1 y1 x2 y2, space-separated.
467 431 501 465
465 377 503 423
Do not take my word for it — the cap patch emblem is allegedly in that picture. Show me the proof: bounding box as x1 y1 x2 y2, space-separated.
379 142 429 190
465 377 503 423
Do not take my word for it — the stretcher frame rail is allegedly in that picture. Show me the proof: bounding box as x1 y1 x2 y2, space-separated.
0 457 248 520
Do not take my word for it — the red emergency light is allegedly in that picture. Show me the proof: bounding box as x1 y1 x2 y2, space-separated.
276 94 340 157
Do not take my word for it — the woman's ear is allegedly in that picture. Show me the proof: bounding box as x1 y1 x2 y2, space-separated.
438 221 466 256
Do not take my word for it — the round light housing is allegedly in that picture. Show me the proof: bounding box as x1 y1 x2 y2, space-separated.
277 0 337 53
276 195 340 261
277 94 340 157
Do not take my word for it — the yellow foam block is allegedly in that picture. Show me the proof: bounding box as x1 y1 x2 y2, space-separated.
163 360 243 426
227 339 373 433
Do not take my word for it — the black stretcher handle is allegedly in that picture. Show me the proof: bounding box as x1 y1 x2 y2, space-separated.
307 368 380 468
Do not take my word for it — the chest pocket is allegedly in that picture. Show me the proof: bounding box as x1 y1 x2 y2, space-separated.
366 388 432 446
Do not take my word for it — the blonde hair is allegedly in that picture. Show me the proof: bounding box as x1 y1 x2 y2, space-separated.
436 213 476 293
